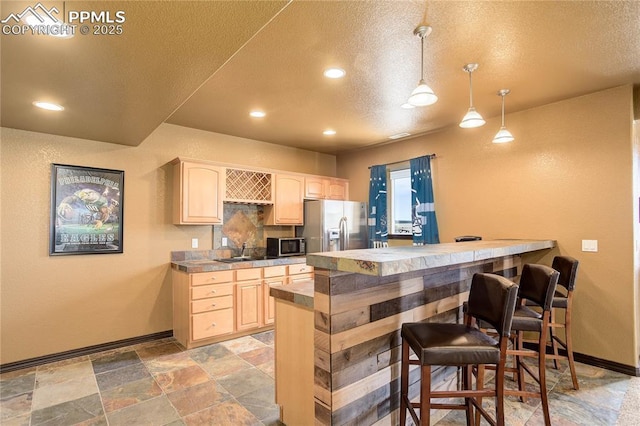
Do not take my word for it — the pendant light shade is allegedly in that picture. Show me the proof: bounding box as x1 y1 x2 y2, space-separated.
408 79 438 106
407 25 437 107
459 63 485 128
493 89 514 143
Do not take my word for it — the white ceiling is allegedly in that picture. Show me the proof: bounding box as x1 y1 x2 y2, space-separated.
2 0 640 154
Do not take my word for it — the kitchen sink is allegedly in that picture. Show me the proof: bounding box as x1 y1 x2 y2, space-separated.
217 257 264 263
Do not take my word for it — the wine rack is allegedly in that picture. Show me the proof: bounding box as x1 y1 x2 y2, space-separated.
225 168 273 203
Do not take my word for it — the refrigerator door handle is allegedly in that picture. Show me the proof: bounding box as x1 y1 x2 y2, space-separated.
339 216 348 251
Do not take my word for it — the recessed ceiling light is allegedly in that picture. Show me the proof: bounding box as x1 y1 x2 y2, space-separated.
323 68 346 79
389 132 411 140
33 101 64 111
401 103 415 109
323 129 336 136
249 110 266 118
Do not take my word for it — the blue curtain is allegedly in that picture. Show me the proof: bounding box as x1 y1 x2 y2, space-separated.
410 156 439 245
368 165 388 248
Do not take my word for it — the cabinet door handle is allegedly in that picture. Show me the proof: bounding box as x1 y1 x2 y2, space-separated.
210 290 217 294
211 323 217 327
211 303 216 307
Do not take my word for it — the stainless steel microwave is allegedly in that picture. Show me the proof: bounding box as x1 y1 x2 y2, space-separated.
266 237 305 257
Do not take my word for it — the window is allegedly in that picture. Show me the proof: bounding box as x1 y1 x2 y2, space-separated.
389 168 412 235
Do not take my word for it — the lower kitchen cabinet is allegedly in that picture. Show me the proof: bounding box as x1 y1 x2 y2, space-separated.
235 268 263 331
172 269 236 349
263 265 287 325
172 261 313 349
236 279 263 331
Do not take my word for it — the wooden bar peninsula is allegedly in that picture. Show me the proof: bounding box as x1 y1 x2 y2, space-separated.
270 239 555 425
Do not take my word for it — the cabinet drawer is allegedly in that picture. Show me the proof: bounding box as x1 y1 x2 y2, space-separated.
192 283 234 300
191 295 233 314
236 268 262 281
289 273 314 284
191 270 234 286
192 309 234 340
264 276 287 287
288 264 314 275
264 265 287 278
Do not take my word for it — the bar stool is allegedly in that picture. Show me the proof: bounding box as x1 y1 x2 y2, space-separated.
547 256 580 389
399 273 519 426
524 256 579 389
477 264 559 426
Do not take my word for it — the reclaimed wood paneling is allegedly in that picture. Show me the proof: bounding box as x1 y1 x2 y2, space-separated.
313 255 523 425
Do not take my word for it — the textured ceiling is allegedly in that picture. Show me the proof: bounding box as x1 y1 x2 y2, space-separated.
2 1 640 154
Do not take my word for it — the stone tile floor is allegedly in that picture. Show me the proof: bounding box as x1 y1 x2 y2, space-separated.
432 358 640 426
1 330 639 425
1 332 278 426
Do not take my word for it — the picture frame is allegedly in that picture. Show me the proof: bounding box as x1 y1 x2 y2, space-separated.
50 164 124 255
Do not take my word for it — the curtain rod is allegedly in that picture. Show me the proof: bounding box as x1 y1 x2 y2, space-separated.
368 153 436 169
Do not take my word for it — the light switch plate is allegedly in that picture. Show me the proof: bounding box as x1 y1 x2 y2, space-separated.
582 239 598 252
191 238 198 249
222 237 228 246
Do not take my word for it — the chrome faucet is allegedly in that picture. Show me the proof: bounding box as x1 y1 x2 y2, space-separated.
241 242 246 258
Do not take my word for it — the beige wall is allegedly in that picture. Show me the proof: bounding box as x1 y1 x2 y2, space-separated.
337 85 639 368
0 123 336 364
633 118 640 367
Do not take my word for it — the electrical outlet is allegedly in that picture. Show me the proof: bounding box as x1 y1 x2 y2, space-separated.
191 238 198 249
222 237 228 246
581 239 598 252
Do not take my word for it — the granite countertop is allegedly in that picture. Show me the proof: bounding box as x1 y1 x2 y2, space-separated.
269 279 314 309
306 239 556 277
171 256 307 273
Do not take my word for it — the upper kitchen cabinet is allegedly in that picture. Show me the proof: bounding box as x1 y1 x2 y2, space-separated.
265 174 304 225
304 176 349 200
173 160 224 225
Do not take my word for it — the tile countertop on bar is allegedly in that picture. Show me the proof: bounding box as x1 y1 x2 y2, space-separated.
305 239 556 277
269 279 314 309
171 255 307 273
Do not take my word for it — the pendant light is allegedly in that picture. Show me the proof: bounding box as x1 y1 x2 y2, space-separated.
407 25 438 107
493 89 514 143
459 63 485 128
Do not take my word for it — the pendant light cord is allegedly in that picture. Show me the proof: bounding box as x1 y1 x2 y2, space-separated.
420 34 425 81
501 95 506 127
468 72 474 107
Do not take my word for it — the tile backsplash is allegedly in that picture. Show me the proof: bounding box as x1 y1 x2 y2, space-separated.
212 204 295 257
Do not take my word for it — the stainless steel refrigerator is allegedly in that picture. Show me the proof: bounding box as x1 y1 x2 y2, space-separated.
296 200 368 253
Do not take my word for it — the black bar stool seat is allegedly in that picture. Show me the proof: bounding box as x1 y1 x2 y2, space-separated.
511 305 544 331
402 322 501 366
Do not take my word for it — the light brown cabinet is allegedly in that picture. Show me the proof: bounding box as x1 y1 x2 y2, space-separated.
265 174 304 225
326 179 349 200
173 270 235 348
235 268 263 331
173 160 224 224
263 265 288 325
171 158 350 226
172 262 312 348
304 176 349 200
